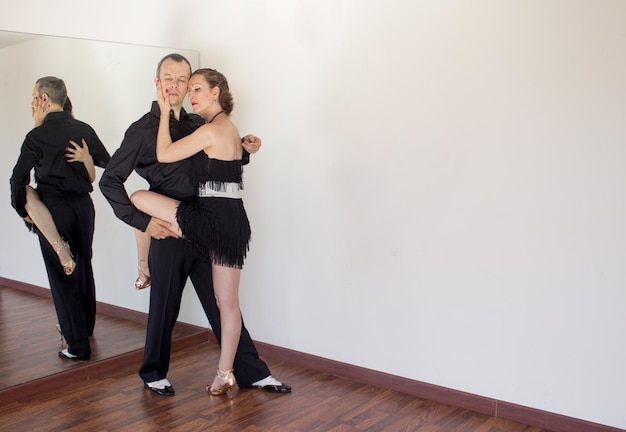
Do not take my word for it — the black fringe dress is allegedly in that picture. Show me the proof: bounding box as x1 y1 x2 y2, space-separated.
176 155 250 268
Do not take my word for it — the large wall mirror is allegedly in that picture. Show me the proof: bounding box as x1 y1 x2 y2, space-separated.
0 30 201 392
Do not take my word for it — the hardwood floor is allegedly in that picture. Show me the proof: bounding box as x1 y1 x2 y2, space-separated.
1 286 139 388
0 283 556 431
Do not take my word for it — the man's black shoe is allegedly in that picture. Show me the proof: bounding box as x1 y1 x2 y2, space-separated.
248 383 292 393
144 382 175 396
58 349 90 361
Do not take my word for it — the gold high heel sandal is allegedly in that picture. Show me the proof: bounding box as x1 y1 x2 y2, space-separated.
55 322 64 344
207 369 236 399
53 239 75 275
135 269 151 290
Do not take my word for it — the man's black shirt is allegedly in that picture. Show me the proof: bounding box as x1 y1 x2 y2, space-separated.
10 110 111 218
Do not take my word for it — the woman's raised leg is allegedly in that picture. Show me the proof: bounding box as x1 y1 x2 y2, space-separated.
134 228 152 289
129 190 182 235
24 186 75 275
130 190 183 288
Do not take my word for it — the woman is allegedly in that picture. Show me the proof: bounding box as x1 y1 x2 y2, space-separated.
131 68 250 398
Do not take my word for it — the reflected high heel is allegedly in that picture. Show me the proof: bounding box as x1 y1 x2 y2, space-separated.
207 369 236 399
55 322 64 344
53 239 75 275
135 269 151 290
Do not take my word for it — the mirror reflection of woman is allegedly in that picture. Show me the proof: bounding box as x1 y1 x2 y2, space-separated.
130 68 250 398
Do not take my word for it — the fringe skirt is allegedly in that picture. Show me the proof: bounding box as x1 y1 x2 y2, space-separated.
176 197 251 268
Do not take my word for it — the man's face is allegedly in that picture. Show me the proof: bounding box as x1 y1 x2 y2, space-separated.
157 59 191 108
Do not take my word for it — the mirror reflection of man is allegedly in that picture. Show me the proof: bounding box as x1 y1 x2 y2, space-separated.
11 76 111 361
99 54 291 396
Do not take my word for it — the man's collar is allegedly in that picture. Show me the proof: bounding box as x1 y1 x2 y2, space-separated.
149 101 191 121
43 110 71 123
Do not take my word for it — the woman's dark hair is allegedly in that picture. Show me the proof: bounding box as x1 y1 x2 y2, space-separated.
191 68 234 115
63 96 73 118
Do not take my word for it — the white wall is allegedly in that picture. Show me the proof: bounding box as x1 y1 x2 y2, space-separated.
1 1 625 429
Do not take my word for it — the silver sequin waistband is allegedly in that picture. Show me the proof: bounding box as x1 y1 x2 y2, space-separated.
198 182 242 199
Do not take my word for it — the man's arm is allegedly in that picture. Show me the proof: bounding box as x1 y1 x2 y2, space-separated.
10 137 39 218
99 129 153 232
90 130 112 168
98 129 177 239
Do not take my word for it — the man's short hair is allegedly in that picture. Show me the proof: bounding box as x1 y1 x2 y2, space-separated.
156 53 192 77
35 76 67 107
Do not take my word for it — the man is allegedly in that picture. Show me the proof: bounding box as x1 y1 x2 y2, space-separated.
11 76 111 360
99 54 290 396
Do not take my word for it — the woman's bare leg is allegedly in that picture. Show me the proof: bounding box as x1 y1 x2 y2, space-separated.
129 190 182 234
24 186 75 275
209 264 242 394
134 228 152 289
130 190 182 289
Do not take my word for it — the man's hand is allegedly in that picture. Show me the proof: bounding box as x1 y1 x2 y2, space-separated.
145 217 180 240
242 135 262 154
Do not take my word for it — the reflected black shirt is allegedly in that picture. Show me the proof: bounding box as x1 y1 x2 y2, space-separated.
10 110 111 218
99 102 250 232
